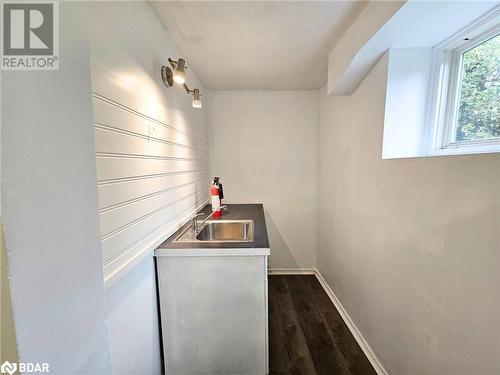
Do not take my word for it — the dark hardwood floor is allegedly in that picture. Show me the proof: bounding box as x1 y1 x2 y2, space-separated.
269 275 376 375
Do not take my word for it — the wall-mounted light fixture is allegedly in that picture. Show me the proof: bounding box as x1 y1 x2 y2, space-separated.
161 57 202 109
191 88 202 109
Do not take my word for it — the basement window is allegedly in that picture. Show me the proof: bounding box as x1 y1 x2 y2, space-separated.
430 16 500 155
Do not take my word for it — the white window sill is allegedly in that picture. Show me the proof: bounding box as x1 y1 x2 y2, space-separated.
426 145 500 157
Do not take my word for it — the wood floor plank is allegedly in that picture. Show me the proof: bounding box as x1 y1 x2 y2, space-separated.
300 276 377 375
279 308 318 374
283 276 323 324
320 309 377 375
269 309 290 373
269 275 377 375
299 320 341 375
284 276 341 374
269 276 316 375
298 276 352 374
270 274 295 312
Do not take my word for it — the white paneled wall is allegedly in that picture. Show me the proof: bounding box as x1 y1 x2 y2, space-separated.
91 66 209 285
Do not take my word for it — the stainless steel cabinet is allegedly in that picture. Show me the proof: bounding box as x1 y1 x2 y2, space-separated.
155 251 269 374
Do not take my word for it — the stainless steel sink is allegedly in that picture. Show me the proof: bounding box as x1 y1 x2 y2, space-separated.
174 220 254 243
196 220 254 241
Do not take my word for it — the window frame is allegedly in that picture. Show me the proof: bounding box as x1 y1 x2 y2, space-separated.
428 8 500 156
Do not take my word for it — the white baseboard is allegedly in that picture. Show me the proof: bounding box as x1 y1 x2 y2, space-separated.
267 268 316 275
267 267 388 375
314 271 388 375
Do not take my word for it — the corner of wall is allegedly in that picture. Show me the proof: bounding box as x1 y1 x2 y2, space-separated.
0 222 19 365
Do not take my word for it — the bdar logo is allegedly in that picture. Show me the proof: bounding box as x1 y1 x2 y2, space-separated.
0 361 17 375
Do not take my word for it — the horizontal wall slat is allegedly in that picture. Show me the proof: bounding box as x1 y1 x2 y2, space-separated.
96 157 207 182
102 193 208 263
100 180 207 237
91 65 208 144
103 199 208 285
98 170 207 210
94 126 207 161
93 97 208 151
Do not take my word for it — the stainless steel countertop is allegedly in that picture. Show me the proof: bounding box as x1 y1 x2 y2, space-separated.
156 204 270 250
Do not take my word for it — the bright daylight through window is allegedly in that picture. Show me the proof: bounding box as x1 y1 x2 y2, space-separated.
455 33 499 143
432 13 500 155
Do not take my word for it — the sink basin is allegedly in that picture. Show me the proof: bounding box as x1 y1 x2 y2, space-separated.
196 220 254 242
174 220 254 242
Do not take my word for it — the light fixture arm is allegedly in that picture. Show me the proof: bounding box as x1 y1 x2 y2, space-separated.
183 83 193 94
183 83 201 97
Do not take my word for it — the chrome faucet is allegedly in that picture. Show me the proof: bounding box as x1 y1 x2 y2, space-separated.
191 213 205 234
191 206 227 234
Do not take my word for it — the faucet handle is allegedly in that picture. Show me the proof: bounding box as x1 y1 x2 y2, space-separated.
191 212 205 234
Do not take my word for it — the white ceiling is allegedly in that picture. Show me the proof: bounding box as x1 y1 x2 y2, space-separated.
152 1 366 90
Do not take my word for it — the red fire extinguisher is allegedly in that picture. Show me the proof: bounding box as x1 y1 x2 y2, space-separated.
211 177 224 218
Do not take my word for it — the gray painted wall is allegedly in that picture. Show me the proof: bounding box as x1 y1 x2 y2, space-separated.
1 227 18 365
208 90 319 269
1 3 111 373
318 53 500 375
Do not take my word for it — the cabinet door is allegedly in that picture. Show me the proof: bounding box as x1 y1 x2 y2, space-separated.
157 255 267 375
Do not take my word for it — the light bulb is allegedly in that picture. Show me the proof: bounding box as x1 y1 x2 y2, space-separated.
173 58 186 85
173 71 185 84
192 99 202 108
192 89 202 108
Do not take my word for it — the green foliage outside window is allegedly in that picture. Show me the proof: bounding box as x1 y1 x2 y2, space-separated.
456 33 500 142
